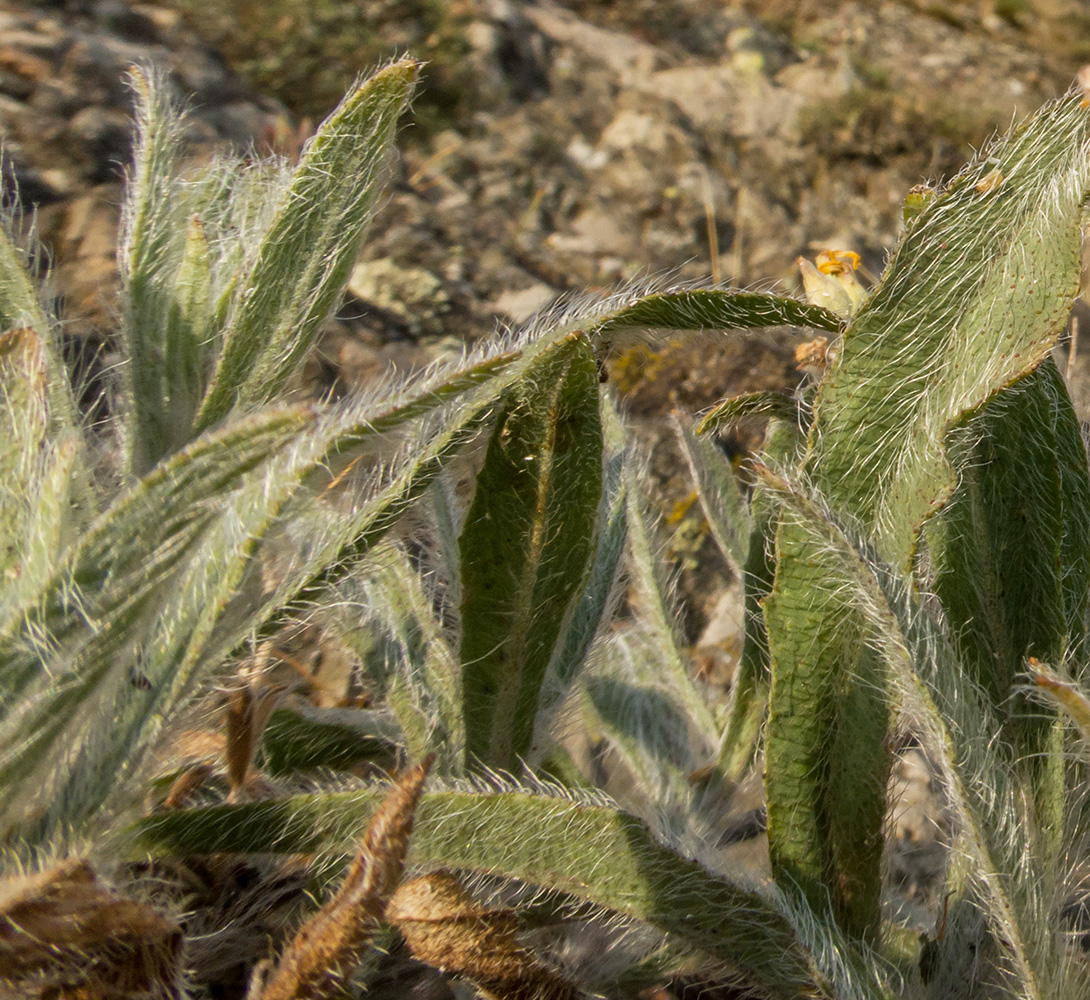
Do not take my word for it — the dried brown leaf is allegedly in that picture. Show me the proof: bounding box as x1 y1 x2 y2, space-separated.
161 763 214 810
0 860 182 999
0 327 45 392
387 871 585 1000
223 677 293 803
259 754 434 1000
168 728 224 765
225 683 256 794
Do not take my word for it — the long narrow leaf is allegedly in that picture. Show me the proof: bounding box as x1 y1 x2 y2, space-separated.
926 360 1090 847
805 90 1090 568
929 358 1090 688
612 400 716 738
132 786 892 1000
581 626 718 852
716 419 803 783
334 542 464 771
529 437 628 761
460 337 603 769
589 290 841 337
763 515 891 940
0 329 51 586
672 415 750 578
696 390 800 436
262 703 403 774
159 215 213 459
757 466 1064 1000
0 213 77 436
194 61 419 432
120 68 194 473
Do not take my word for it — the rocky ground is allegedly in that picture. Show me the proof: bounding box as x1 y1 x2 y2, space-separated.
2 0 1088 973
5 2 1083 377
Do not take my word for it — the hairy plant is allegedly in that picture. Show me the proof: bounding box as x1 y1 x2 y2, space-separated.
5 54 1090 1000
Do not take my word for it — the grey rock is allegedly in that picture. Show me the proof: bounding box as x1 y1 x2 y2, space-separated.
346 258 451 338
0 0 284 340
67 104 132 178
91 0 159 41
168 46 236 105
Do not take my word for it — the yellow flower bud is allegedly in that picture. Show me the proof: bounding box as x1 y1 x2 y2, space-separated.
817 249 866 308
815 250 861 276
798 256 853 316
799 250 866 317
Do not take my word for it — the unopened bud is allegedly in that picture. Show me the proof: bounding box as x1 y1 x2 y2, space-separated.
795 335 831 377
798 256 853 317
799 250 866 317
1078 65 1090 107
816 249 866 307
903 184 937 223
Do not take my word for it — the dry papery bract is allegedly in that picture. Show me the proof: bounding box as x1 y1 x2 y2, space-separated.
387 870 585 1000
255 754 433 1000
0 860 183 999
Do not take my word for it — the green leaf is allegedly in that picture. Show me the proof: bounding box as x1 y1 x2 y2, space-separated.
0 227 51 337
805 92 1090 568
334 543 463 771
262 704 402 774
0 406 317 711
612 401 716 739
132 787 892 1000
7 432 81 620
696 390 800 437
194 60 419 433
121 68 196 473
88 391 492 828
926 358 1090 849
459 337 603 769
0 210 78 437
928 359 1090 704
716 419 804 783
425 472 465 610
756 465 1060 1000
160 215 213 458
670 415 772 786
589 290 841 337
763 515 891 941
0 329 49 582
672 415 750 577
529 448 627 760
271 359 542 631
581 630 713 839
34 347 509 674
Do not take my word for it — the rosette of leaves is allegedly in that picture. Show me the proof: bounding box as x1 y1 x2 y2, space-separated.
14 55 1090 1000
0 59 878 1000
673 90 1090 998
